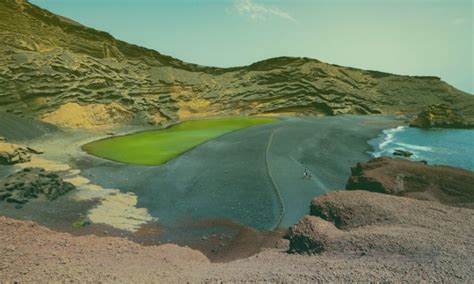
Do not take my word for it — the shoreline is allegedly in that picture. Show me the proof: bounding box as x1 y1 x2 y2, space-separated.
368 125 474 171
1 114 401 261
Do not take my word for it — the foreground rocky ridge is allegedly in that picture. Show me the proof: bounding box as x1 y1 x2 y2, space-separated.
1 0 473 128
284 158 474 280
287 191 473 259
2 191 473 282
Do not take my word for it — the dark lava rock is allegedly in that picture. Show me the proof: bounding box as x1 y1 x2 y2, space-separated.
346 157 474 208
409 104 474 129
0 167 75 205
393 149 413 157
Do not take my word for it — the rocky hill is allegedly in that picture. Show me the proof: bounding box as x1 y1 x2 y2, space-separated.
1 0 473 128
410 104 474 129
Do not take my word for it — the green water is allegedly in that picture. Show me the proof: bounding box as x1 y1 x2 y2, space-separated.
82 117 278 165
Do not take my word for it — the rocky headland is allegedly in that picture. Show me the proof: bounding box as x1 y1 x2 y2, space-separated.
410 104 474 129
346 157 474 208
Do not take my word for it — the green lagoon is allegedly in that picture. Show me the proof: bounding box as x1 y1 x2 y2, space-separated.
82 117 278 166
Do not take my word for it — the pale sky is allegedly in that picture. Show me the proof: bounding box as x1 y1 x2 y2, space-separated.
30 0 473 93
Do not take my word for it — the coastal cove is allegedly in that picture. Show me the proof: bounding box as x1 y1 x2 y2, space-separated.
1 0 474 281
1 115 399 259
370 126 474 171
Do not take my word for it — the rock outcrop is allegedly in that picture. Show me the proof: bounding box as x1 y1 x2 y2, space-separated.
409 104 474 129
0 0 473 128
345 157 474 208
392 149 413 157
286 191 474 257
287 158 474 255
0 142 32 165
0 167 75 204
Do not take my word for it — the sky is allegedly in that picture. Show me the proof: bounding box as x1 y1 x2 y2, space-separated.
30 0 473 94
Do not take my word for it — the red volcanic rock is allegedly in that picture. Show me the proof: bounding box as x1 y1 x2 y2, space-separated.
286 191 474 258
346 157 474 208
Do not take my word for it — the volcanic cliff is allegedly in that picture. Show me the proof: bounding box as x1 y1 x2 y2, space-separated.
1 0 473 128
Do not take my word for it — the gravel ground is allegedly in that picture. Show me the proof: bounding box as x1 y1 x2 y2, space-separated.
2 189 473 282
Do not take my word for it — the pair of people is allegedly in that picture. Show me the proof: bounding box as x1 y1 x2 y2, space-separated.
303 168 312 180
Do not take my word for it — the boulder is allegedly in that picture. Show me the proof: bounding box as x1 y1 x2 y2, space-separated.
409 104 474 129
26 147 44 154
286 215 343 254
393 149 413 157
346 157 474 208
0 142 32 165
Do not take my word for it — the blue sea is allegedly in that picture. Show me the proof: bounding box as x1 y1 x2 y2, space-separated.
369 126 474 171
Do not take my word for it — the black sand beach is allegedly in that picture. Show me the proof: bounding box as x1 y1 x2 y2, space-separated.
0 114 400 259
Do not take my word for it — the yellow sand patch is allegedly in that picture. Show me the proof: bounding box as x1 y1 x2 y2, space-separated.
168 85 194 98
66 174 156 231
15 156 71 172
29 96 48 107
146 107 169 125
87 193 154 232
64 175 90 185
0 142 23 153
177 98 222 120
39 102 134 129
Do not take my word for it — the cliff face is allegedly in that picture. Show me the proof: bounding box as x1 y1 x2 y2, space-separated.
409 104 474 129
1 0 473 128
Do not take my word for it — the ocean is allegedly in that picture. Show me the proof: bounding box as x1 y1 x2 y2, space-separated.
369 126 474 171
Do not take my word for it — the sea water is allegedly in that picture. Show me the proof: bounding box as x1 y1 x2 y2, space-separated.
369 126 474 171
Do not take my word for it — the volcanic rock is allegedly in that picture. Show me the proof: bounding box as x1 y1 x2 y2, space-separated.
409 104 474 129
286 191 474 257
346 157 474 208
0 167 75 204
0 0 473 128
393 149 413 157
0 142 32 165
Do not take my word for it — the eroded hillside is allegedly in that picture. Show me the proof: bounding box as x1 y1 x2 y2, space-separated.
1 0 473 128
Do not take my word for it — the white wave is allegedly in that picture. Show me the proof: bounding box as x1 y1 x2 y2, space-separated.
395 142 433 152
379 126 406 149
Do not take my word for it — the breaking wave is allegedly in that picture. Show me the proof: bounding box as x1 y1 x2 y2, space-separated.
368 125 474 171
